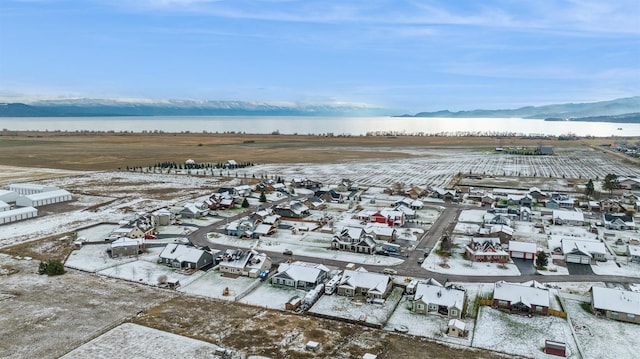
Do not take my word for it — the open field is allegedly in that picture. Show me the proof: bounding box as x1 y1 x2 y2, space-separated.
0 130 635 170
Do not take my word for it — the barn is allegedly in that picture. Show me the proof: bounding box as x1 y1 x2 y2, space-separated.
0 190 19 203
9 183 60 195
0 207 38 225
508 240 537 260
15 189 73 207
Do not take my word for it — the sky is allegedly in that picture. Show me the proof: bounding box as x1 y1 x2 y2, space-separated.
0 0 639 112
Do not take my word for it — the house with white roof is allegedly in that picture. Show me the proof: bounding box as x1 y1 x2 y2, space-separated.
552 209 584 226
336 268 392 299
159 243 214 270
180 202 209 218
492 281 550 315
412 280 466 319
109 237 144 258
627 245 640 263
331 226 377 254
217 249 272 278
591 286 640 324
364 224 397 242
561 239 607 264
508 240 537 260
272 261 329 289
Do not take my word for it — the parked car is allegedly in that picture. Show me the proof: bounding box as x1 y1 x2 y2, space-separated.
144 233 157 239
283 249 293 256
418 258 425 264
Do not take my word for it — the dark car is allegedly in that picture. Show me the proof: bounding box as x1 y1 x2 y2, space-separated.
375 250 389 256
283 249 293 256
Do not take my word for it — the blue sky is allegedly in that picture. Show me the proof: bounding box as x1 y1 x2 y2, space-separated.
0 0 639 112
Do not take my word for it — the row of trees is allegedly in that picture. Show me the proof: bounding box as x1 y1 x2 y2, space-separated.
584 174 620 198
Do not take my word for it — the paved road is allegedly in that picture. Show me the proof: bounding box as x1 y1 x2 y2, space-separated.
188 199 640 285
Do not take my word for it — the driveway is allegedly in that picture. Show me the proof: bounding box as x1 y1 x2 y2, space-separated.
511 258 537 276
566 262 595 275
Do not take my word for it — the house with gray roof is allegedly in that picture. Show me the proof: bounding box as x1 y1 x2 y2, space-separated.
159 243 214 270
602 213 636 230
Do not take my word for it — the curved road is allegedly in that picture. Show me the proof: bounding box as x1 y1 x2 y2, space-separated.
188 201 640 285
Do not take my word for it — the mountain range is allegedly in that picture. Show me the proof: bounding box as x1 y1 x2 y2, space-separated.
400 96 640 120
0 99 394 117
0 96 639 120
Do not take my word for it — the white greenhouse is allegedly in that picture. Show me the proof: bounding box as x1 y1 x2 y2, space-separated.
0 207 38 225
0 190 19 203
9 183 60 195
15 189 73 207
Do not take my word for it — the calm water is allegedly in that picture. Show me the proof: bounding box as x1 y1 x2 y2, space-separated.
0 116 637 137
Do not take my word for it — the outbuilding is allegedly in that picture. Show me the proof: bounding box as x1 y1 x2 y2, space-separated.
0 200 9 212
0 206 38 225
15 189 72 207
0 190 19 203
508 240 537 260
544 340 566 357
9 183 60 195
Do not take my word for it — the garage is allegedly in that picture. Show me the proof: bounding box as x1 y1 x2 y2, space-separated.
508 241 537 260
566 253 590 264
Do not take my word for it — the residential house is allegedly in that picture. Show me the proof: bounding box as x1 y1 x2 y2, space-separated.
520 206 532 222
484 213 512 227
546 193 575 209
618 177 640 191
508 240 537 260
481 194 495 206
272 261 329 289
627 245 640 263
492 281 550 315
602 213 636 230
528 187 547 201
109 237 145 258
394 205 417 220
314 190 343 203
292 178 322 190
431 187 458 202
217 249 272 278
304 196 326 210
591 286 640 324
507 194 533 208
552 209 584 226
394 197 424 210
337 178 358 192
111 226 145 240
364 224 397 242
478 225 514 244
600 199 626 213
181 203 209 219
158 243 214 270
336 268 392 299
331 227 377 254
272 200 310 218
465 238 510 263
405 186 427 199
561 239 607 264
152 208 173 226
412 280 466 319
206 192 235 210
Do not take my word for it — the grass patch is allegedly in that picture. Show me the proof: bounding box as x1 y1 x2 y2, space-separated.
580 302 592 314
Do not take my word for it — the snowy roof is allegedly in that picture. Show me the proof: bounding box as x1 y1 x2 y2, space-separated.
262 215 281 224
491 225 514 236
111 237 144 248
365 224 395 237
9 183 59 191
508 241 537 253
152 208 171 216
493 281 549 308
561 239 606 256
245 252 269 271
628 245 640 257
276 261 329 283
0 190 18 202
591 286 640 316
253 224 273 235
341 226 364 239
414 283 465 309
159 243 208 263
448 319 466 331
21 189 72 201
552 209 584 222
339 269 389 294
0 206 37 219
0 200 9 210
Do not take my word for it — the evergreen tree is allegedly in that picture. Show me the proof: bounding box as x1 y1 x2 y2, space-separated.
241 198 250 208
535 251 548 269
585 179 595 198
602 174 619 198
259 191 267 203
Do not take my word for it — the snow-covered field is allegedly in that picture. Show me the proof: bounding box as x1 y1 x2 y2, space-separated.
309 287 403 327
179 269 259 301
61 323 224 359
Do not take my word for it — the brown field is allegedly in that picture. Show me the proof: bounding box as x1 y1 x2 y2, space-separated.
0 130 627 170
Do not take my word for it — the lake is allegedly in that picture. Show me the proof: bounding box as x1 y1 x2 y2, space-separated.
0 116 637 137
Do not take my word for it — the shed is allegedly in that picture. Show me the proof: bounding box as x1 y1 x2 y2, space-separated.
305 341 321 352
544 340 566 357
447 319 467 337
285 296 302 311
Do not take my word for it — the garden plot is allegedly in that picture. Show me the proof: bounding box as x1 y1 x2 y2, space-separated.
239 283 309 310
473 306 579 359
178 269 259 301
61 323 224 359
308 287 404 327
563 298 640 359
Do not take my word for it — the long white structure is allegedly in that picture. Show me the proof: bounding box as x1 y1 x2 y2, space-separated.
15 189 73 207
0 200 9 212
9 183 60 195
0 207 38 225
0 190 19 203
